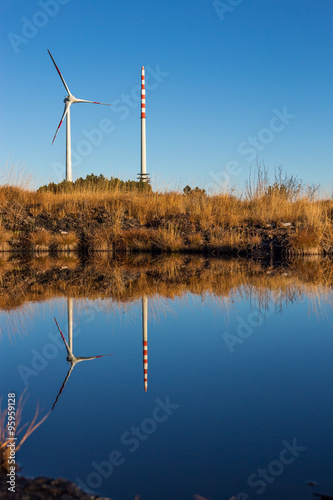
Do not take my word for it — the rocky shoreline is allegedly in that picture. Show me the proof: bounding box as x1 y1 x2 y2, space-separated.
0 475 112 500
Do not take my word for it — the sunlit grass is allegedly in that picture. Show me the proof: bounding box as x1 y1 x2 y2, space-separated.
0 165 332 254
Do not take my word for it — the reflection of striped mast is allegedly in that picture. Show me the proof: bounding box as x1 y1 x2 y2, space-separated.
142 296 148 392
138 66 150 183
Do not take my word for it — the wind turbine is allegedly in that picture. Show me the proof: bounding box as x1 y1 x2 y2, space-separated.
52 298 112 410
48 50 111 182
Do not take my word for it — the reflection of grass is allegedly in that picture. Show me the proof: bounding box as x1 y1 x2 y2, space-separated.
0 389 49 472
29 256 54 272
0 257 12 278
0 255 332 315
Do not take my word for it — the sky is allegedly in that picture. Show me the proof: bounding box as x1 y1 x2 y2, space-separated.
0 0 332 192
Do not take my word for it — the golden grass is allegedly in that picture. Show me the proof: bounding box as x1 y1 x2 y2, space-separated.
186 232 205 251
0 226 12 252
28 229 52 253
287 226 322 255
52 231 79 251
153 223 184 252
0 183 332 254
0 183 328 226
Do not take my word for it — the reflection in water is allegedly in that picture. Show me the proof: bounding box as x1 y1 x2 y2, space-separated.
142 295 148 392
52 295 149 411
1 255 333 316
1 256 333 499
52 298 113 410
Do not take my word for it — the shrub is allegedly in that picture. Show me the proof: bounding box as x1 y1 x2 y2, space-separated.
53 232 79 251
38 174 152 194
287 226 322 255
183 185 206 196
29 229 52 250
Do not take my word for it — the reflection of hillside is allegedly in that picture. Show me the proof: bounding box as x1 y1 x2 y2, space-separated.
0 254 332 312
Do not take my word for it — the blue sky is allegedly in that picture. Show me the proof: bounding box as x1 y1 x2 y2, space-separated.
0 0 332 192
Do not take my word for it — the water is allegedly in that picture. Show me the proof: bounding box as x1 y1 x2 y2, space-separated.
1 260 333 500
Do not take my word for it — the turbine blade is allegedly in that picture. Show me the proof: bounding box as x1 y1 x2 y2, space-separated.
51 364 74 411
54 316 70 354
52 101 70 144
75 354 113 361
74 99 111 106
48 49 71 95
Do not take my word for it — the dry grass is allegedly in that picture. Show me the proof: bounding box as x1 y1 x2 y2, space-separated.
0 226 12 252
126 228 154 252
0 181 332 254
84 226 125 253
207 228 261 253
85 227 110 252
52 231 79 252
287 226 322 255
186 232 205 251
152 223 184 252
0 389 49 472
28 229 53 254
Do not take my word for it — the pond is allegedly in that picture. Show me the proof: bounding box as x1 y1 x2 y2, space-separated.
0 256 332 500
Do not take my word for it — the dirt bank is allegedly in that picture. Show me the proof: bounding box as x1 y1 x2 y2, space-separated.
1 186 332 257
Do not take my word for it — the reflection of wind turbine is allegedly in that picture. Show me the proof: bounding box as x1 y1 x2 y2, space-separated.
48 50 111 182
142 296 148 392
52 298 112 410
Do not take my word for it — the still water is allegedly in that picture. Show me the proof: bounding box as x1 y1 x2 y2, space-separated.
1 263 333 500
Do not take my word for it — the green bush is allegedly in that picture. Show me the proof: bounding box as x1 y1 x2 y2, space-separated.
38 174 152 194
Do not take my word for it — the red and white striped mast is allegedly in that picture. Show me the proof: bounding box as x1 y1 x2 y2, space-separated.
142 296 148 391
138 66 150 183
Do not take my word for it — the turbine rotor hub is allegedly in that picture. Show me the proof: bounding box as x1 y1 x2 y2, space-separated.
64 94 76 103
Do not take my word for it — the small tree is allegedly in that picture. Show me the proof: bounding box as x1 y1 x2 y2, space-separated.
183 185 206 196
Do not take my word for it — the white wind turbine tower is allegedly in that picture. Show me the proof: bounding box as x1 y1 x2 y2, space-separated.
48 50 111 182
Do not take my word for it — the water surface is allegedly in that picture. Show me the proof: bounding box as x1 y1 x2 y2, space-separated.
1 258 333 500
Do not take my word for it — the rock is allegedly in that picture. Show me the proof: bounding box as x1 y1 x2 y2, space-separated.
0 475 112 500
